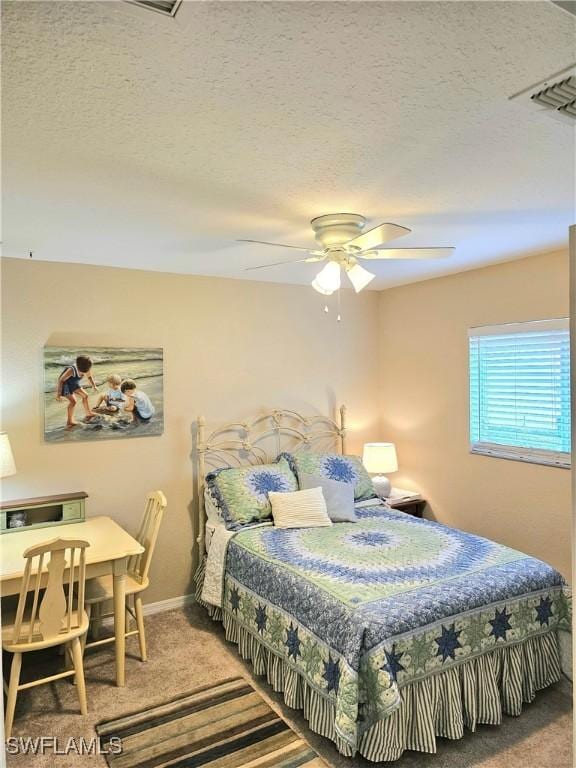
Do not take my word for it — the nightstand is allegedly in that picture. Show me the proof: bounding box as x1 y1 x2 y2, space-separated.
386 489 426 518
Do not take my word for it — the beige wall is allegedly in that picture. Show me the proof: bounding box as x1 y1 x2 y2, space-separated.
379 249 571 579
0 257 381 603
1 250 571 604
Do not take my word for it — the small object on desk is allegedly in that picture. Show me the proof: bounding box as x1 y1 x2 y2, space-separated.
7 512 27 529
386 487 426 518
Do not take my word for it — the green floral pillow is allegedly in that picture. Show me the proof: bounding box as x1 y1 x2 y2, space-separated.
279 452 376 502
206 457 298 530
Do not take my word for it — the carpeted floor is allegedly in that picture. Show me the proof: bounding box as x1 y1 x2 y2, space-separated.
3 603 572 768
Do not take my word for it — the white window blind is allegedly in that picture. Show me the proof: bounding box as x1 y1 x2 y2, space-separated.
469 319 570 468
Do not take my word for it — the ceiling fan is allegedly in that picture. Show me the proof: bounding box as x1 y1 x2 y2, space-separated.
239 213 454 294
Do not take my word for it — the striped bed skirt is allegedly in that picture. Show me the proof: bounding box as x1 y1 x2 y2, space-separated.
194 558 567 762
96 677 326 768
223 610 564 762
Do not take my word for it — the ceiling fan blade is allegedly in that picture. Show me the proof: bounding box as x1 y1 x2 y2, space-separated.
347 223 411 251
358 247 454 260
238 239 315 253
245 255 325 271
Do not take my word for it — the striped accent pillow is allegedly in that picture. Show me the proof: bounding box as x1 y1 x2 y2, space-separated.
269 487 333 529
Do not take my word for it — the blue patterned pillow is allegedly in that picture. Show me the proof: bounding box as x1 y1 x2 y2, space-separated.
206 457 298 530
279 452 376 502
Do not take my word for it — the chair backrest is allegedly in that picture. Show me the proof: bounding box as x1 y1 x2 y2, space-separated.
12 537 89 646
128 491 167 584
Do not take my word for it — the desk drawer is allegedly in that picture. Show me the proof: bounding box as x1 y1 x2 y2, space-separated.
62 501 83 522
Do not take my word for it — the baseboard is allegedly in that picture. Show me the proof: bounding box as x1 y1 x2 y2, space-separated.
101 593 195 627
142 593 195 617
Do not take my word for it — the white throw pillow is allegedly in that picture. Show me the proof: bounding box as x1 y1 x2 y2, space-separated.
269 487 333 530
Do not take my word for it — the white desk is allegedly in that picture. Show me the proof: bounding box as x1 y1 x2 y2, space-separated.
0 516 144 687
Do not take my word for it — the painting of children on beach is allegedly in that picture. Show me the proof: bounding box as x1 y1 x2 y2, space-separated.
44 347 163 442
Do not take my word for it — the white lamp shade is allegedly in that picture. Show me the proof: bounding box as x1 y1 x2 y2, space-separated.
312 261 341 295
346 263 375 293
0 433 16 478
363 442 398 474
311 277 333 296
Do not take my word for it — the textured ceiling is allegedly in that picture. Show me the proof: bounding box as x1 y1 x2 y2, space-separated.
2 1 575 289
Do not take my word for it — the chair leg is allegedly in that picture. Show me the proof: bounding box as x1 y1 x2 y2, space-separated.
81 604 92 656
74 604 91 687
64 642 78 686
92 602 102 640
71 637 88 716
134 595 147 662
4 652 22 739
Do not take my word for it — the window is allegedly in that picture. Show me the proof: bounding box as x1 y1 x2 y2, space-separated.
469 319 570 468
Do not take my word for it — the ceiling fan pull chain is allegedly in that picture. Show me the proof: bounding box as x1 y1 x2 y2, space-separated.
337 287 342 322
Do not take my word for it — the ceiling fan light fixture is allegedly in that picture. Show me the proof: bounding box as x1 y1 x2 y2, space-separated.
238 213 454 294
312 261 341 295
346 263 375 292
311 280 334 296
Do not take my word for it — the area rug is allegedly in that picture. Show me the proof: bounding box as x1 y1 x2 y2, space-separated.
96 676 326 768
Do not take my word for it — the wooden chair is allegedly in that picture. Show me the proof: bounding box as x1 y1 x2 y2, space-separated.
84 491 167 663
2 538 90 738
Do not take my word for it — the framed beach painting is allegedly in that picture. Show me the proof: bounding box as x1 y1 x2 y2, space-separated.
44 346 164 443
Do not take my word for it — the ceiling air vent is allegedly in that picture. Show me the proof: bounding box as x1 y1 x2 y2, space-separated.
552 1 576 18
509 64 576 125
531 76 576 120
126 0 182 17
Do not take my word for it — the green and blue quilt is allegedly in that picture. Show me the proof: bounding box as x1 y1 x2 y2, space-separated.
222 504 571 749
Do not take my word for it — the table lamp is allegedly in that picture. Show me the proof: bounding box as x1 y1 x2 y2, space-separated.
0 432 17 478
363 442 398 498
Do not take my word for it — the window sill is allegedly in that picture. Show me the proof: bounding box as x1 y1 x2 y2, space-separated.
470 444 570 469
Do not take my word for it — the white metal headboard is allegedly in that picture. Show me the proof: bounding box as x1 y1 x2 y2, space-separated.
195 406 346 552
